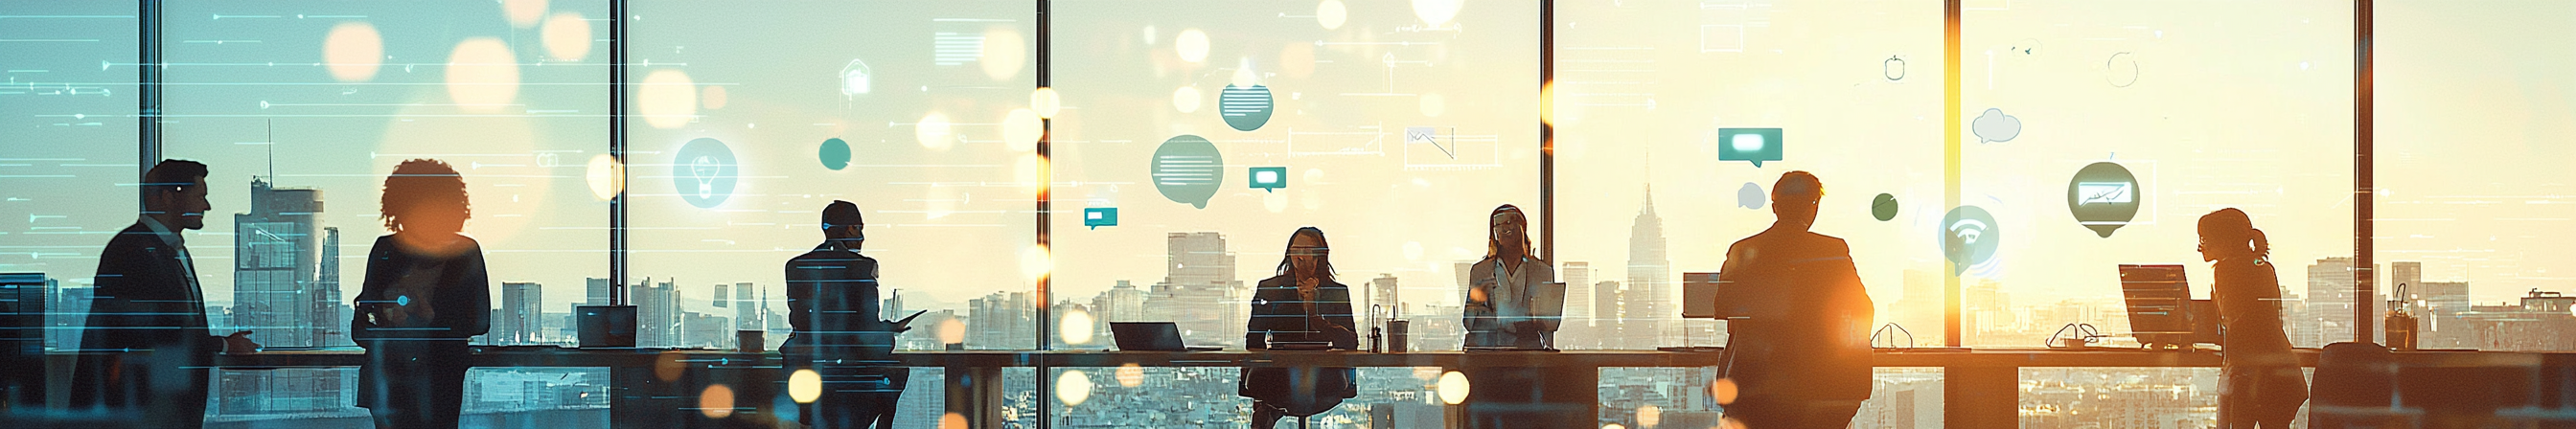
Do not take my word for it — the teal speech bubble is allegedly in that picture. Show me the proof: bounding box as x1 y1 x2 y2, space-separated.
1248 167 1287 192
2067 162 2140 237
1717 127 1783 168
1940 206 1999 275
1220 84 1274 131
1151 135 1224 209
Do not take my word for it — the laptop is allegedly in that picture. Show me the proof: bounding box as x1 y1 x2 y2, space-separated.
1111 322 1221 351
2119 264 2220 349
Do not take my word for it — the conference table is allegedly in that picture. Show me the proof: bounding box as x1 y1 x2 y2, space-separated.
210 347 2575 428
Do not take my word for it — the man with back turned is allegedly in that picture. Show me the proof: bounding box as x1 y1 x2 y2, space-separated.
1712 171 1874 429
784 201 907 429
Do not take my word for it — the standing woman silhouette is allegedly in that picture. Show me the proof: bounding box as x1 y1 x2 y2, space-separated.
2199 208 2308 428
353 159 491 429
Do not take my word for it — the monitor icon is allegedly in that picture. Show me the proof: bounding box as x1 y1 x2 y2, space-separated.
1249 167 1287 192
1083 208 1117 229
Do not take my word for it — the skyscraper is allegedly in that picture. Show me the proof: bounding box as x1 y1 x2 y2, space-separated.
637 279 679 348
232 177 343 348
2421 281 2472 349
318 227 346 346
1095 281 1146 323
1626 184 1672 348
2307 258 2358 346
1153 232 1241 347
1896 269 1944 346
585 278 613 306
734 282 759 330
500 282 543 344
1563 261 1593 324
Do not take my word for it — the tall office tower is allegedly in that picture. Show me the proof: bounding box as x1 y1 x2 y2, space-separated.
1626 184 1673 347
637 279 679 348
2391 261 2423 304
1095 281 1146 323
1896 269 1944 346
967 291 1035 349
585 278 613 306
2421 281 2472 348
1563 261 1593 324
2307 258 2358 346
1964 280 2010 345
499 282 543 344
233 177 335 348
885 288 907 322
316 227 347 346
1593 281 1623 350
48 282 89 351
1368 274 1400 321
733 282 759 330
1160 232 1242 347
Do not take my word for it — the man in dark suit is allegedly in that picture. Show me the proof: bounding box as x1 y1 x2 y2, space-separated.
70 159 259 428
783 201 906 429
1712 171 1874 429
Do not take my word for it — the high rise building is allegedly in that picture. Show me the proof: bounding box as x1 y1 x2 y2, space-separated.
585 278 613 306
1896 269 1944 346
1626 184 1673 348
47 282 89 351
232 177 344 348
1095 281 1146 323
2420 281 2472 349
1593 281 1624 350
733 282 759 330
968 291 1034 349
500 282 544 344
1563 261 1593 324
1152 232 1242 347
637 279 679 348
2307 258 2359 346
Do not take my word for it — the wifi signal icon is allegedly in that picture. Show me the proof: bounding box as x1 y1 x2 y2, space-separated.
1940 206 2000 274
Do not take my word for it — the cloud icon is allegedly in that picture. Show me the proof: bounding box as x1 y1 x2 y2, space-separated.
1736 182 1766 210
1972 108 2021 143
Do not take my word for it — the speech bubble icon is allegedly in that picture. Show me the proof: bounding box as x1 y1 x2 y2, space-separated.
2066 161 2141 237
1972 108 2022 143
1248 167 1287 192
1150 135 1224 209
1716 127 1783 168
1220 84 1275 131
1083 207 1117 229
1871 193 1899 221
1736 182 1766 210
1940 206 2000 275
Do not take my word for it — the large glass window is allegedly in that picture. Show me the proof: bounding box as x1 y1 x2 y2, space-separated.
2376 0 2576 351
0 0 141 352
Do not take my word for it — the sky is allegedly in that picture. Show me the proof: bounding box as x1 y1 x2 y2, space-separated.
1 0 2569 347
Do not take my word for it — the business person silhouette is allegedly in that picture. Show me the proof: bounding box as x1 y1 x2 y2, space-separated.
352 159 491 429
1712 171 1874 429
784 201 908 429
1464 204 1556 349
1241 227 1358 429
70 159 258 428
2200 208 2306 428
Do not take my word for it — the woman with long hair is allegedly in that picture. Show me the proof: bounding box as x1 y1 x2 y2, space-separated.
1463 204 1555 349
353 159 490 429
2199 208 2307 428
1239 227 1358 428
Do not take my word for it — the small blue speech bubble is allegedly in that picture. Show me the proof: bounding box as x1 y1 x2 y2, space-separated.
1150 135 1224 209
1716 127 1783 168
1083 208 1117 229
1940 206 2001 275
1248 167 1287 192
1736 182 1766 210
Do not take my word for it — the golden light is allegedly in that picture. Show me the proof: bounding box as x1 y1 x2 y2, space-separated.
1316 0 1347 30
1054 370 1093 407
1602 425 1627 429
1711 377 1739 405
443 37 519 113
1060 307 1095 345
1015 153 1043 195
787 369 823 404
1539 80 1557 126
654 351 686 382
1719 417 1748 429
1175 29 1209 63
915 112 954 150
936 318 967 345
540 11 590 61
1021 244 1052 282
980 28 1026 80
1437 371 1471 404
1116 364 1144 387
637 69 698 129
1412 0 1462 27
501 0 547 28
1002 108 1044 152
584 154 624 200
940 413 968 429
700 85 727 110
1171 86 1202 113
1637 404 1661 428
698 384 735 418
1029 87 1062 119
321 22 381 82
1231 65 1257 88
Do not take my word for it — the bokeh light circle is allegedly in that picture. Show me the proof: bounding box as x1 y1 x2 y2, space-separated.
1002 108 1044 152
1413 0 1463 27
585 154 625 200
444 37 520 113
818 138 852 170
1711 377 1739 405
1060 307 1095 345
698 384 735 418
1172 86 1202 113
1437 371 1471 404
541 11 590 61
916 112 954 150
1030 87 1063 119
981 28 1026 80
936 318 966 345
502 0 547 28
788 369 823 403
940 413 968 429
1317 0 1348 30
1021 244 1052 282
1055 370 1093 407
637 69 697 129
321 22 382 82
1637 404 1661 428
701 85 727 110
1116 364 1145 387
1175 29 1210 63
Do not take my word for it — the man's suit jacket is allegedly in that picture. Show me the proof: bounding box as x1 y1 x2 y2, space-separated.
1714 227 1875 402
71 221 219 410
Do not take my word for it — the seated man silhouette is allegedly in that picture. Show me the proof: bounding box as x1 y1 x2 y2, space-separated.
783 201 907 429
1712 171 1874 429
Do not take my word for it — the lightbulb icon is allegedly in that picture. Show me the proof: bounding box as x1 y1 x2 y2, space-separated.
689 155 719 199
